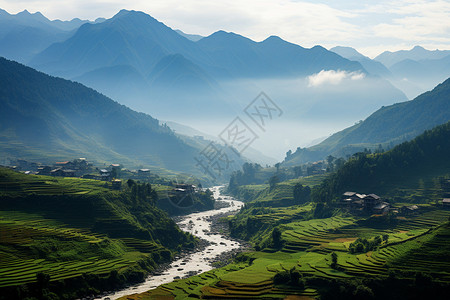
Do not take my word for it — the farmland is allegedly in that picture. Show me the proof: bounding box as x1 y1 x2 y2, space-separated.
0 168 194 299
122 205 450 299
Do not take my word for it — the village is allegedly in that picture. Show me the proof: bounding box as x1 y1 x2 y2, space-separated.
341 185 450 215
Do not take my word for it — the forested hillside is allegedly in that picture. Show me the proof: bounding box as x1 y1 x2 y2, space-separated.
312 121 450 203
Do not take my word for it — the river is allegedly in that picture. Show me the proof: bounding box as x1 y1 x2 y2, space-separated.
100 186 244 300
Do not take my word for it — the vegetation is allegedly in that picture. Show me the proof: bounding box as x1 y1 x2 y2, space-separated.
311 121 450 204
0 168 196 299
123 121 450 299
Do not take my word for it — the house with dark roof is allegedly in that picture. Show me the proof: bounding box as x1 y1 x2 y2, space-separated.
400 205 419 215
341 191 386 213
373 202 390 215
99 169 111 181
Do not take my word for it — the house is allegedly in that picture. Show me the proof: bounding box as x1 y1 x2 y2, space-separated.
373 202 390 215
111 179 122 190
138 169 150 175
343 191 356 197
363 194 381 210
99 169 111 181
55 161 75 169
400 205 419 215
340 191 385 213
171 184 196 196
175 184 195 192
50 168 75 177
37 166 52 176
443 198 450 207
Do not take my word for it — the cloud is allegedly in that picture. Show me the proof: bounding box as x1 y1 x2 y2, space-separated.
307 70 365 87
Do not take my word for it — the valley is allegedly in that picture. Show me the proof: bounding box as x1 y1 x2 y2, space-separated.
0 4 450 300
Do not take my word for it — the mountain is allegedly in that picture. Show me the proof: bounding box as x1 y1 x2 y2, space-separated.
27 9 407 153
30 9 206 78
283 77 450 165
175 29 204 41
375 45 450 68
0 57 244 179
330 46 391 77
198 33 364 78
389 55 450 82
0 9 78 63
31 11 366 80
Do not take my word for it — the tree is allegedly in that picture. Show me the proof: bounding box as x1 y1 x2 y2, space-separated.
289 267 301 286
269 175 279 190
286 150 292 159
127 179 136 189
334 157 346 170
293 166 303 177
36 272 50 290
330 252 338 269
275 163 281 173
293 183 311 203
327 155 335 172
272 227 283 248
111 165 120 179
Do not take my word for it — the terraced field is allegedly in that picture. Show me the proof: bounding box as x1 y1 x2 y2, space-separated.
0 210 159 288
0 169 109 196
0 168 191 299
124 208 450 299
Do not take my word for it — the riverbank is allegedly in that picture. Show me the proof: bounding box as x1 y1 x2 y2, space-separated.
207 210 251 268
100 186 245 300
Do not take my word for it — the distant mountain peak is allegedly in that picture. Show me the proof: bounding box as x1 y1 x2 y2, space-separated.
113 9 154 20
264 35 283 41
330 46 365 59
209 30 248 39
412 45 425 50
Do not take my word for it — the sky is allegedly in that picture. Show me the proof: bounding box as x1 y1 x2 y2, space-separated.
1 0 449 57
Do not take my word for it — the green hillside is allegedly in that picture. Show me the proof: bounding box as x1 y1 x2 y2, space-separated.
284 78 450 165
0 168 195 299
312 121 450 203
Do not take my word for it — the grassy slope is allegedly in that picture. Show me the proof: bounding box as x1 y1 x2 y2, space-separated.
0 168 194 296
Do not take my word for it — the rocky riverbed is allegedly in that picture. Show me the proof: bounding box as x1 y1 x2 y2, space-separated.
98 186 245 300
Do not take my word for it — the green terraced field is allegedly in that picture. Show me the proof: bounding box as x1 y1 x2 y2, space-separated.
0 210 160 288
124 208 450 299
0 168 192 299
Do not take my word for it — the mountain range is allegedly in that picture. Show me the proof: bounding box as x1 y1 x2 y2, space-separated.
17 9 404 128
2 8 449 164
0 9 104 64
374 46 450 68
283 77 450 165
331 45 450 99
0 57 244 181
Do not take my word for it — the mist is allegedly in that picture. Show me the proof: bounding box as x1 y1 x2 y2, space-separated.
94 72 407 162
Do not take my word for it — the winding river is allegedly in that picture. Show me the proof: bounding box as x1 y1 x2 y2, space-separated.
100 186 244 300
